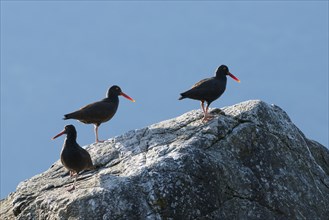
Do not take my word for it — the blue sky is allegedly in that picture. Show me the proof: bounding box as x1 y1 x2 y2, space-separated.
1 1 328 199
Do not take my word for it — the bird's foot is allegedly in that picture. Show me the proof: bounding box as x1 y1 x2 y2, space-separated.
65 181 76 191
70 171 78 177
66 185 75 192
202 114 214 122
95 140 105 144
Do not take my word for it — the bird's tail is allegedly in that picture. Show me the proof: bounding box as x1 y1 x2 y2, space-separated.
88 164 102 171
178 94 186 100
89 165 97 170
63 113 73 120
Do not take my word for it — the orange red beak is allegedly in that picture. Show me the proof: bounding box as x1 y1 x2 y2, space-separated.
228 72 240 83
52 130 66 140
120 92 135 102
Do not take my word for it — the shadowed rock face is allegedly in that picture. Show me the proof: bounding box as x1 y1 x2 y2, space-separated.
1 100 328 220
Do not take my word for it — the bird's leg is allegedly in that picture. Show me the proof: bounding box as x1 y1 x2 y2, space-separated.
94 125 99 143
201 101 210 121
67 172 77 191
67 175 77 192
94 125 104 143
205 104 210 117
202 103 214 122
201 101 206 115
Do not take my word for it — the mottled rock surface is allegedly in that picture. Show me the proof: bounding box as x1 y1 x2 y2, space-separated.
1 100 328 220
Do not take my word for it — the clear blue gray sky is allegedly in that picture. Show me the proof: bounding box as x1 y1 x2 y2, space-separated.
1 1 328 199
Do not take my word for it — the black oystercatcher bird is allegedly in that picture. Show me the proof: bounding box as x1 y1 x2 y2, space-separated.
63 85 135 143
179 65 240 121
52 124 94 191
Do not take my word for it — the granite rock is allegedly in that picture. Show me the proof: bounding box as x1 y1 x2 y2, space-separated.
1 100 328 220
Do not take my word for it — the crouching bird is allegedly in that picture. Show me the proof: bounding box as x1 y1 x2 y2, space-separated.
179 65 240 121
52 124 94 191
63 85 135 143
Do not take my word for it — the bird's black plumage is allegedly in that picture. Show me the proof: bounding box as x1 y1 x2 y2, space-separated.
52 124 94 191
179 65 240 121
63 85 135 143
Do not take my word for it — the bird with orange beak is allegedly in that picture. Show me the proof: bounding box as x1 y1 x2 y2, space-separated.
179 65 240 121
52 124 94 191
64 85 135 143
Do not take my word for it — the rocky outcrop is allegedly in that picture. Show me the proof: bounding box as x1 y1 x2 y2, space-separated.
1 100 328 220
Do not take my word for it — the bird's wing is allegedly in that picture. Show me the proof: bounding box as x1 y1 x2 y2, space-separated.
180 77 221 101
78 148 94 167
81 102 117 119
65 101 117 123
191 77 212 89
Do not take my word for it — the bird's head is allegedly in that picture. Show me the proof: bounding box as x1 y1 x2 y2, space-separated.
52 124 77 140
107 85 135 102
108 85 123 96
216 65 240 83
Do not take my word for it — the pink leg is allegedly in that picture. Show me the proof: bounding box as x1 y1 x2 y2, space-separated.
67 171 78 192
200 101 208 121
67 173 77 192
94 125 99 143
94 125 104 143
202 103 214 122
200 101 206 115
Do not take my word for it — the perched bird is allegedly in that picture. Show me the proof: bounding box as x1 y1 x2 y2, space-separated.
179 65 240 121
52 124 94 191
63 85 135 143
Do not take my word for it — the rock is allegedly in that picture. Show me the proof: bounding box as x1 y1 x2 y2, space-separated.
1 100 328 220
